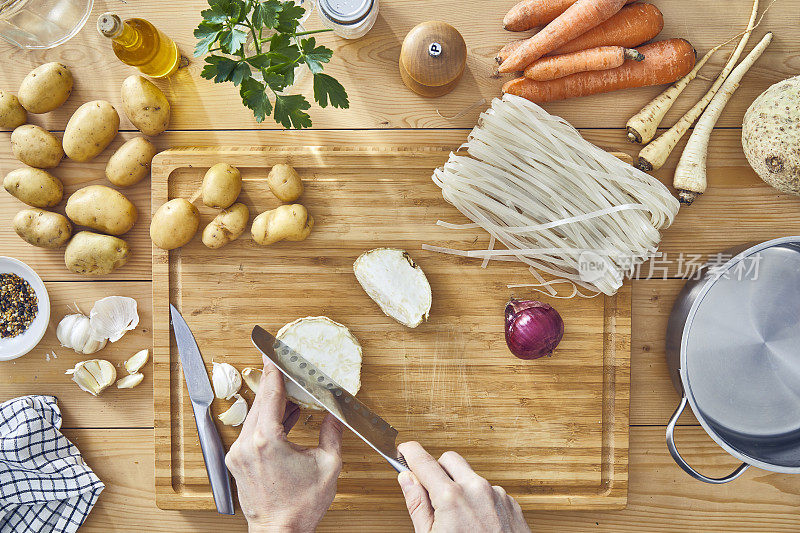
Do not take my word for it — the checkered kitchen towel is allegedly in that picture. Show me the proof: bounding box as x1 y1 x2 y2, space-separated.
0 395 104 532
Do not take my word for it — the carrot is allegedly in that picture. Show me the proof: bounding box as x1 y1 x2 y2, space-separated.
503 39 696 103
673 33 772 205
523 46 643 81
496 3 662 65
499 0 628 73
503 0 636 32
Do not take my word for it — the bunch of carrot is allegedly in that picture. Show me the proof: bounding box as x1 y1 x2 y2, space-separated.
498 0 696 103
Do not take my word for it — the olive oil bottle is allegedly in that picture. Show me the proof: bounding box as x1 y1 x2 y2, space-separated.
97 13 180 78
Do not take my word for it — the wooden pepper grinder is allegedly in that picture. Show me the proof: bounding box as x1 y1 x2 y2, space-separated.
399 21 467 97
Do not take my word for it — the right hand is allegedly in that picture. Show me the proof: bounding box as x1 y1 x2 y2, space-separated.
396 442 531 533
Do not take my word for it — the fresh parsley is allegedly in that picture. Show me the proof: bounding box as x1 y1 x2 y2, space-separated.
194 0 349 128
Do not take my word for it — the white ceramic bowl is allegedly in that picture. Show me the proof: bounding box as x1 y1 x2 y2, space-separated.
0 257 50 361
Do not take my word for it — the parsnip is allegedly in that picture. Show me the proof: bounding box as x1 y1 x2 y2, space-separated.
673 32 773 205
636 0 759 171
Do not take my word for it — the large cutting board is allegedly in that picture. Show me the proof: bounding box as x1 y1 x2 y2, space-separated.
152 146 630 511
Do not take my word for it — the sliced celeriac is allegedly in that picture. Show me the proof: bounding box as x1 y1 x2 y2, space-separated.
354 248 432 328
124 349 149 374
276 316 362 410
218 394 248 426
89 296 139 342
242 367 263 393
66 359 116 396
116 373 144 389
212 362 241 400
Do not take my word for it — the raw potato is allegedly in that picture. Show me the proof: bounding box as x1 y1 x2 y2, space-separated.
150 198 200 250
267 164 304 202
18 62 73 113
121 75 171 136
66 185 137 235
741 75 800 195
13 208 72 248
202 163 241 208
105 137 157 187
0 91 26 128
63 100 120 162
251 204 314 245
3 167 63 207
11 125 64 168
202 202 249 249
65 231 130 275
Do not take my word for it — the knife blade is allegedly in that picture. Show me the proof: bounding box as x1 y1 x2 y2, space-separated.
170 304 235 515
251 325 408 473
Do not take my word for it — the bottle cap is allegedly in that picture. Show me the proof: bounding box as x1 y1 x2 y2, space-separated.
399 21 467 98
318 0 374 25
97 13 123 38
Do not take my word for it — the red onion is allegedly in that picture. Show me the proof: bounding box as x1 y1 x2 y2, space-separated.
504 299 564 360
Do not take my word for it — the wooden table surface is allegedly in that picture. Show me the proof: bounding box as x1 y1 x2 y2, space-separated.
2 0 799 530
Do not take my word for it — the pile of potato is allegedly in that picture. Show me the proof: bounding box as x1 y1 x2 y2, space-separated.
150 162 314 251
1 63 171 275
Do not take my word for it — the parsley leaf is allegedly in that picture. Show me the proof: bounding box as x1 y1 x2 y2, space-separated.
219 27 248 55
230 61 252 86
274 94 311 129
276 2 305 33
201 55 239 83
194 22 221 57
254 0 282 28
300 37 332 74
268 33 300 62
240 78 273 122
313 73 349 109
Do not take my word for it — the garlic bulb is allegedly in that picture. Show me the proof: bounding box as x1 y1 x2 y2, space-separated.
57 314 108 355
90 296 139 343
218 394 248 426
212 362 241 400
124 349 150 374
66 359 117 396
116 373 144 389
242 367 263 393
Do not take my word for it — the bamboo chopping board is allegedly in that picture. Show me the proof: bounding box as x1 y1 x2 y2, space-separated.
152 146 630 511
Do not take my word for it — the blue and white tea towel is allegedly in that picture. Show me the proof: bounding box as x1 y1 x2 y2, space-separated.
0 395 104 532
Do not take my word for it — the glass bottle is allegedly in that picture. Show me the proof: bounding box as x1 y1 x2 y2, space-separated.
96 12 180 78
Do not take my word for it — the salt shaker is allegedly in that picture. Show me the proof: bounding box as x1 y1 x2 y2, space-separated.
317 0 379 39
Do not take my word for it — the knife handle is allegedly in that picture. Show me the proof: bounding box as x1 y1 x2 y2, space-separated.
192 402 235 515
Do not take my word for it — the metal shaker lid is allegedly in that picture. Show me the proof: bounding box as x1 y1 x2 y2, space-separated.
683 241 800 439
318 0 374 25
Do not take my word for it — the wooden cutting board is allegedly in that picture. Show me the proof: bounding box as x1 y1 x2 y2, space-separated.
152 146 630 511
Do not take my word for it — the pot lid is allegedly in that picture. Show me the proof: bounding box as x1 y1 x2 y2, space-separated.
683 242 800 439
318 0 373 25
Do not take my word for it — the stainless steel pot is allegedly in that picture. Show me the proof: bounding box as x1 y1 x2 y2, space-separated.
665 236 800 483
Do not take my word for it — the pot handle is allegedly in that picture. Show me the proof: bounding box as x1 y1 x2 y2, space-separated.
666 396 750 484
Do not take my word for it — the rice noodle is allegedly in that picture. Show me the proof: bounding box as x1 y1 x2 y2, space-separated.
427 94 680 296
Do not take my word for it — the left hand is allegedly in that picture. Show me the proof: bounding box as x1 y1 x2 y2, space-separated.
225 360 345 533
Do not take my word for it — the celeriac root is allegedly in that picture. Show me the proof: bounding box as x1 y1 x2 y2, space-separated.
636 0 759 171
673 32 773 205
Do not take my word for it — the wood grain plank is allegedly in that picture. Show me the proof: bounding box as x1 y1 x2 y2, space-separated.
0 1 793 130
70 426 800 532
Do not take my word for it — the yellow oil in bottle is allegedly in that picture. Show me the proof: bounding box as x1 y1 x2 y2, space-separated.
97 13 180 78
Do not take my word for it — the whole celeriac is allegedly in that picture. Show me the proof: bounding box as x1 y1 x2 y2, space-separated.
3 168 63 207
63 100 120 162
10 125 63 168
65 231 130 275
18 62 73 113
742 75 800 196
66 185 138 235
13 209 72 248
121 75 171 136
106 137 157 187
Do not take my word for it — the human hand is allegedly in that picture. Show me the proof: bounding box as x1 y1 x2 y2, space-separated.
397 442 530 533
225 360 344 533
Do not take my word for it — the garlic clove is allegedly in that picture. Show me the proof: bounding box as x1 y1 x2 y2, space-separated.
242 367 263 393
124 349 150 374
218 394 248 426
89 296 139 343
212 362 241 400
56 314 81 347
116 373 144 389
66 359 117 396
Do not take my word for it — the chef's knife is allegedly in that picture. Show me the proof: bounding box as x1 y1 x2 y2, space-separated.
251 325 409 473
170 304 235 515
